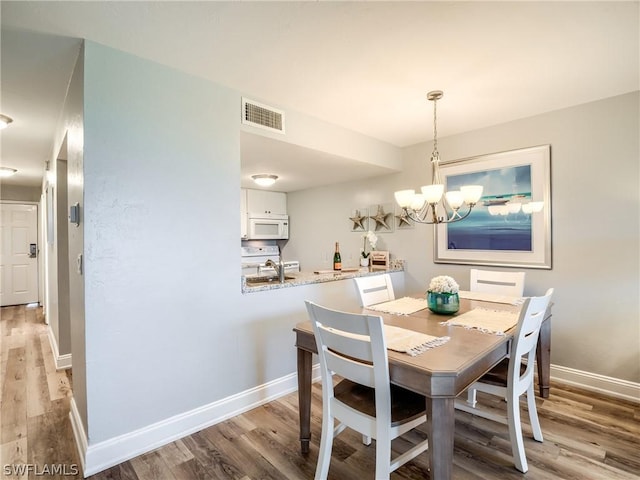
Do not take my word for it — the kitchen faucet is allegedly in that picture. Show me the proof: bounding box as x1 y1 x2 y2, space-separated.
264 258 286 283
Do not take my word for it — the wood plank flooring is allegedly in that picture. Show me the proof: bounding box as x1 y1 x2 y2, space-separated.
2 304 638 479
1 304 79 479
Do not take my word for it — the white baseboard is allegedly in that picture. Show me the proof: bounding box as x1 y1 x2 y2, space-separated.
81 365 321 477
550 364 640 403
46 325 72 370
69 397 87 476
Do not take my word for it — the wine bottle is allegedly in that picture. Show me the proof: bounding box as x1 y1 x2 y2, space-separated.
333 242 342 271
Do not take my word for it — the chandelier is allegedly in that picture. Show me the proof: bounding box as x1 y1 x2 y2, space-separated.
394 90 483 224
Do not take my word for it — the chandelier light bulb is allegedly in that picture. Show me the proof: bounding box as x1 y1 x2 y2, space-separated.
421 184 444 204
444 191 464 210
410 193 426 211
460 185 484 205
394 190 416 208
522 201 544 214
508 202 522 214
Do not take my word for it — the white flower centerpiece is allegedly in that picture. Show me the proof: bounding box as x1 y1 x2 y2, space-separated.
360 230 378 267
427 275 460 314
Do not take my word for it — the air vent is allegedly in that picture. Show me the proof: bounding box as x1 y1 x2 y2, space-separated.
241 98 285 134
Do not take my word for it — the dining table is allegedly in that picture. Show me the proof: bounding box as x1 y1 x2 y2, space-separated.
293 294 552 480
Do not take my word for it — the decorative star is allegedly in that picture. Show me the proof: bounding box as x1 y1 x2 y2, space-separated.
396 210 413 228
349 210 367 230
370 205 391 231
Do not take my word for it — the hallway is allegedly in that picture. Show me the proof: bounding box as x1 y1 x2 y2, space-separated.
1 304 80 478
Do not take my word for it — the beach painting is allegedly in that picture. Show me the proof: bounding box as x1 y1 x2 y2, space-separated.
434 145 552 269
446 164 533 251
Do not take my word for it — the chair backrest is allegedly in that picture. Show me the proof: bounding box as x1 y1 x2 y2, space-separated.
508 288 554 396
354 274 395 307
305 300 391 420
470 269 526 297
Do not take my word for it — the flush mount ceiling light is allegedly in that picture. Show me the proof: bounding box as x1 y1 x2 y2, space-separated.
252 174 278 187
0 167 18 177
394 91 483 224
0 114 14 129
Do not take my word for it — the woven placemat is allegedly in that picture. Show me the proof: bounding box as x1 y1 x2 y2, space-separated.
384 325 449 356
367 297 428 315
440 308 519 335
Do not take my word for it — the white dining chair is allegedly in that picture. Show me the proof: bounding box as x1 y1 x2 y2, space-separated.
305 301 429 480
468 269 527 407
470 269 526 297
353 274 395 307
455 288 554 473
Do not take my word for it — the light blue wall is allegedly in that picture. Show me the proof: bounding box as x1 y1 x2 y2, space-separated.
79 42 401 447
83 41 242 442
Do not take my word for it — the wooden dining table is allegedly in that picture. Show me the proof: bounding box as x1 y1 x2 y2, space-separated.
293 296 552 480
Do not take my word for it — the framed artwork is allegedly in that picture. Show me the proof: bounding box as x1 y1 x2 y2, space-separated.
368 203 394 233
349 208 369 231
434 145 552 269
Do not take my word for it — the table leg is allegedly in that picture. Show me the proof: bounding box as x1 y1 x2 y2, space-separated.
426 397 455 480
536 317 551 398
297 347 313 454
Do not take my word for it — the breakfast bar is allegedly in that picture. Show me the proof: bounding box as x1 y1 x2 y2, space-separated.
241 263 405 293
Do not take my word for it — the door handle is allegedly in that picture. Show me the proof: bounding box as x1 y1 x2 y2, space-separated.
29 243 37 258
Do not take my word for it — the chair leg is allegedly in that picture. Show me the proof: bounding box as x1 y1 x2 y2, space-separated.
527 383 543 442
467 387 477 407
375 428 392 480
315 413 334 480
507 394 528 473
362 434 372 446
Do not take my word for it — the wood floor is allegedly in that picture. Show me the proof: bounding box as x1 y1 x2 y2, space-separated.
1 304 79 479
2 304 639 480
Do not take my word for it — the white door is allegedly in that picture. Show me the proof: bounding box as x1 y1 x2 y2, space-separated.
0 203 39 306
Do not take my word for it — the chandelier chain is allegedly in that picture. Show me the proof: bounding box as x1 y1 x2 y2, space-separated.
393 89 486 224
432 96 439 161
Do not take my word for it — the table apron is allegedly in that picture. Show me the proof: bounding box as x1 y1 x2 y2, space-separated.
295 331 509 399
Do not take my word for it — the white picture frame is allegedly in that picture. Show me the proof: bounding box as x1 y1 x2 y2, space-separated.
434 145 552 269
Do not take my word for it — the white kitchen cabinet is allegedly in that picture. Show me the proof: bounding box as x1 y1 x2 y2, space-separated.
246 189 287 215
240 188 248 239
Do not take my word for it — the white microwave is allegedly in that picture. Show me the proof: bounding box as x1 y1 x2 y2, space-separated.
247 214 289 240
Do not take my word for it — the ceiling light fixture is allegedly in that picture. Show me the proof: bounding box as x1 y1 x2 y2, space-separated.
251 174 278 187
0 114 14 130
394 90 483 224
0 167 18 177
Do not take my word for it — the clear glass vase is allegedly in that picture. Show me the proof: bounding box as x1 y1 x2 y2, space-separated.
427 291 460 315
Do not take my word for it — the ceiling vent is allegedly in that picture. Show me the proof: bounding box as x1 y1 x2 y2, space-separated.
241 98 285 134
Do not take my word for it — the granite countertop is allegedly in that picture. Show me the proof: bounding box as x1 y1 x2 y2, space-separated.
242 261 404 293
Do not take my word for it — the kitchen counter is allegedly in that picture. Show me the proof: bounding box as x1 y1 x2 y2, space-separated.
241 261 404 293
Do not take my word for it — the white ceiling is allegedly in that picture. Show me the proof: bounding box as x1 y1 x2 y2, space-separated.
1 1 638 190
